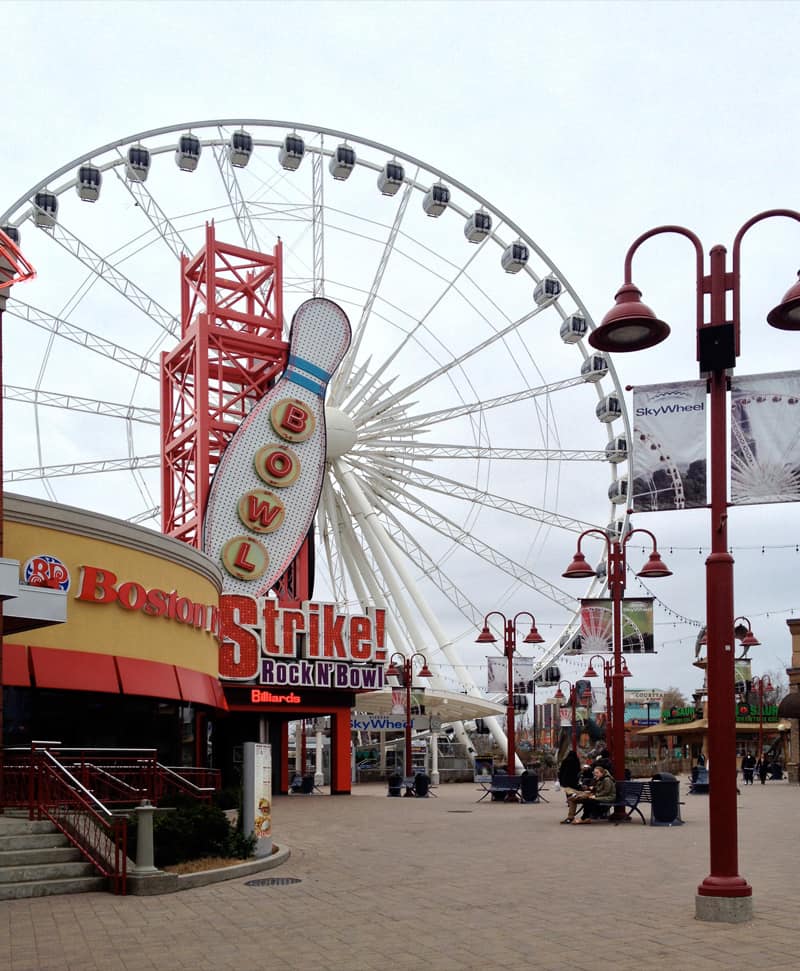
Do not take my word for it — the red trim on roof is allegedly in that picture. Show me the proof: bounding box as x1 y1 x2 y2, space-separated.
115 656 182 701
175 667 218 707
2 643 30 687
29 645 120 694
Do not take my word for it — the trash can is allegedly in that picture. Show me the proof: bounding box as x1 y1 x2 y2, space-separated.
650 772 683 826
387 773 402 797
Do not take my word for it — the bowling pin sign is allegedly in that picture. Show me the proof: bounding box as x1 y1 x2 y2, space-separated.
203 298 351 596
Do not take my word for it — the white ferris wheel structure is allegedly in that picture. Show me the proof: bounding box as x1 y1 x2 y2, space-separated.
0 119 633 763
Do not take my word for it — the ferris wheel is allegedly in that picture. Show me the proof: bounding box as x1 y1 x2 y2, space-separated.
0 119 632 759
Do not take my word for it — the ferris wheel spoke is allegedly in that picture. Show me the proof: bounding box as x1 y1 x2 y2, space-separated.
312 140 325 298
111 157 190 259
359 375 586 437
371 479 576 610
212 142 261 253
334 461 483 692
3 385 159 423
6 300 161 378
41 221 178 337
351 300 560 428
332 178 416 404
318 480 349 605
7 454 161 483
351 456 598 535
357 442 609 462
128 506 160 525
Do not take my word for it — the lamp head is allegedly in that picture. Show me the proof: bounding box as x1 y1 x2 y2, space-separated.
621 658 633 677
740 630 760 648
562 550 596 579
524 625 545 644
583 663 598 678
636 550 672 579
767 271 800 331
553 687 565 700
417 663 434 679
589 283 671 353
385 661 401 680
475 625 496 644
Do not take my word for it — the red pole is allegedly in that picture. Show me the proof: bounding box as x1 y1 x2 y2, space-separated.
610 541 626 780
404 659 412 777
758 682 764 759
571 688 577 753
697 242 751 902
505 620 517 774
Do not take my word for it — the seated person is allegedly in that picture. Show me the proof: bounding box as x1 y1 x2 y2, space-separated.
563 765 616 824
290 773 304 793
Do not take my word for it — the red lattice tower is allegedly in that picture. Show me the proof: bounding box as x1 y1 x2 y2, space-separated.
161 223 286 548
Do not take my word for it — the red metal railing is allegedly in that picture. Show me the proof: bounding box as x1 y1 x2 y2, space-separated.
2 743 222 894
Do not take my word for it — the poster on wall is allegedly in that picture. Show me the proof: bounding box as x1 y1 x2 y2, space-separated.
730 370 800 505
242 742 272 857
631 381 707 511
579 598 655 654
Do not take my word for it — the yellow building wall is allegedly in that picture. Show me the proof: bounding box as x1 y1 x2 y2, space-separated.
4 520 220 677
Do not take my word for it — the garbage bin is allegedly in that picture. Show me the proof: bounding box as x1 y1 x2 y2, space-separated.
650 772 683 826
387 773 402 797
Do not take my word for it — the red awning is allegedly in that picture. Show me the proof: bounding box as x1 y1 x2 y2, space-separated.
29 645 120 694
115 656 182 701
176 667 219 708
2 643 31 687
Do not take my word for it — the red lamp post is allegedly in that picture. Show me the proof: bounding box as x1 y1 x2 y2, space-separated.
751 676 773 760
386 652 433 777
553 680 579 752
583 654 614 757
562 527 670 780
476 612 544 775
588 209 800 920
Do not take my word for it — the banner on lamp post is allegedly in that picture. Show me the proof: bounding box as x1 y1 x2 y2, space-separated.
631 381 707 511
579 598 655 654
730 370 800 505
487 656 535 693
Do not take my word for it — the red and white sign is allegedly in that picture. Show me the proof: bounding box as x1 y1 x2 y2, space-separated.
219 596 386 681
203 298 351 597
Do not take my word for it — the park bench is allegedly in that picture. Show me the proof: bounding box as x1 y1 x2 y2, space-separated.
477 772 521 802
588 780 651 824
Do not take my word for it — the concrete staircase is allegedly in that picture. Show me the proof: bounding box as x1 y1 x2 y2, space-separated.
0 814 107 899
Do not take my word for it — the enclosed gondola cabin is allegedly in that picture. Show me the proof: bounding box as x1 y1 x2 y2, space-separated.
33 191 58 228
329 144 356 181
76 164 102 202
423 182 450 217
580 354 608 383
175 133 201 172
279 133 305 171
464 210 492 242
378 160 404 196
501 240 529 273
605 435 628 464
229 130 253 168
1 224 20 245
533 275 562 306
560 314 587 343
608 479 628 505
126 145 151 182
606 519 626 541
596 393 622 423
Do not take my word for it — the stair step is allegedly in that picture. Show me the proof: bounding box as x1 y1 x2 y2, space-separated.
0 860 96 885
0 846 82 867
0 817 61 836
0 832 69 851
0 875 107 900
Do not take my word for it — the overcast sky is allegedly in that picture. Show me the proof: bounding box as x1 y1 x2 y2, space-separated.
4 0 800 700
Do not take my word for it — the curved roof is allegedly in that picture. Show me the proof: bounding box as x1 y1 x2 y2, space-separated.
355 688 504 723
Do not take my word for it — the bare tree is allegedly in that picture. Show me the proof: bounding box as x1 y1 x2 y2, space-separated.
660 686 689 710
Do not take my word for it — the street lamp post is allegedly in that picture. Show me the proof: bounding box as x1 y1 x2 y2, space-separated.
386 652 433 777
553 680 578 752
751 676 773 760
562 528 671 781
582 654 614 757
588 209 800 921
476 612 544 775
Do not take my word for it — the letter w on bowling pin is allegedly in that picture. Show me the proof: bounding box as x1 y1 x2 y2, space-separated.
203 298 351 597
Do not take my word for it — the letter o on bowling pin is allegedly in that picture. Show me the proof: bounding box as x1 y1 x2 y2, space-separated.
254 444 301 488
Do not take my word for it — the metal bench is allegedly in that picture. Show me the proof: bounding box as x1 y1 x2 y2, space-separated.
589 780 651 824
477 773 521 803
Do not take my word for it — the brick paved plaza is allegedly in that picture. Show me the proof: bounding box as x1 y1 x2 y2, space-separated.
1 777 798 971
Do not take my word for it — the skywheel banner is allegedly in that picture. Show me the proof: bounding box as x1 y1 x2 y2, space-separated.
631 381 707 512
730 370 800 506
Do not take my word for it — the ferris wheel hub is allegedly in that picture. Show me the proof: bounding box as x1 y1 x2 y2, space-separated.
325 406 357 458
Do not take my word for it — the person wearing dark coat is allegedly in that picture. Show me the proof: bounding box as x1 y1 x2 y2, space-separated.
558 750 581 796
756 756 769 785
741 753 756 785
